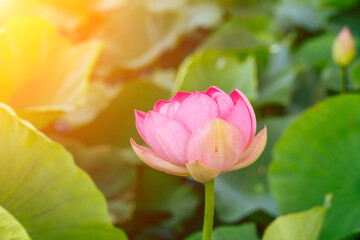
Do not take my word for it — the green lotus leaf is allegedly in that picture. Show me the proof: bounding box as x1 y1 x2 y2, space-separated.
0 205 30 240
269 94 360 240
0 104 127 240
263 206 327 240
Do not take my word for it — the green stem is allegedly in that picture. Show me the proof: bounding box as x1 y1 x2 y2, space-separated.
202 179 215 240
341 67 348 93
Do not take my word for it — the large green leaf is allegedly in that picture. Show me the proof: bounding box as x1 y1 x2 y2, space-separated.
269 94 360 240
174 50 258 100
214 116 297 223
0 104 127 239
184 222 259 240
263 206 327 240
64 80 170 147
0 205 30 240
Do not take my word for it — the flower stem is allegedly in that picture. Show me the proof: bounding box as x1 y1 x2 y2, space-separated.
202 179 215 240
341 67 348 93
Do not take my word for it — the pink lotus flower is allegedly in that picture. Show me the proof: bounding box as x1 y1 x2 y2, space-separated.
130 86 267 183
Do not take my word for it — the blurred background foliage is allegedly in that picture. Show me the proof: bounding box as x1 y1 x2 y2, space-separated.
1 0 360 239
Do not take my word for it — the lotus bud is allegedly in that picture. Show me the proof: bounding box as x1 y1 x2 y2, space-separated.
332 26 356 67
